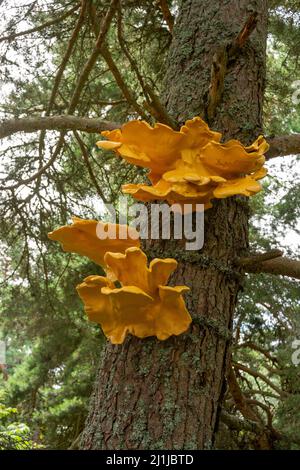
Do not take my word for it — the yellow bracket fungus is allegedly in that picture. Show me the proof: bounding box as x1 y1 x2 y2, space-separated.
77 247 191 344
48 219 191 344
97 116 269 210
48 216 140 266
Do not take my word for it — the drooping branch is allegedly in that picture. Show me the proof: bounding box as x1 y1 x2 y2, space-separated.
68 0 120 115
45 0 88 116
0 116 120 140
37 0 88 186
100 44 149 120
235 341 278 364
116 5 150 100
227 363 287 449
227 364 275 450
0 133 66 191
246 399 276 431
232 362 287 398
0 0 120 192
228 365 260 423
221 408 300 447
88 2 148 120
116 5 175 127
73 130 111 208
0 3 80 43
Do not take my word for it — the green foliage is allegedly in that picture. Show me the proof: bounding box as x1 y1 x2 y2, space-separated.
0 398 43 450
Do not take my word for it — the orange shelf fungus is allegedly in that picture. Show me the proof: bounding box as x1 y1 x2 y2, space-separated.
77 247 192 344
48 216 139 266
97 116 269 210
49 220 191 344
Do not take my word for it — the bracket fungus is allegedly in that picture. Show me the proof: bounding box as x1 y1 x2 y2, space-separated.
48 216 140 266
97 116 269 211
48 219 191 344
77 247 191 344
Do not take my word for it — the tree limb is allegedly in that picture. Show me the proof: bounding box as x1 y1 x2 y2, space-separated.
88 2 148 120
236 250 300 280
228 364 260 422
45 0 88 116
235 341 278 364
232 361 287 397
158 0 174 33
37 0 88 189
0 116 120 140
220 409 261 433
245 256 300 280
0 0 119 191
68 0 120 114
246 399 278 434
3 119 300 166
116 5 175 127
221 408 300 447
100 44 149 120
267 133 300 159
236 249 283 267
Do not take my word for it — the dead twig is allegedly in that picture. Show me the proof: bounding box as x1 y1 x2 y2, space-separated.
206 12 258 122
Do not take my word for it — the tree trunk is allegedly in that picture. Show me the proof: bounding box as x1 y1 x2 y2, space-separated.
80 0 268 450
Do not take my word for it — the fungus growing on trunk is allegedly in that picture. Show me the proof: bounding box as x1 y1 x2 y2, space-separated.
48 216 140 266
77 247 191 344
97 116 269 210
49 221 191 344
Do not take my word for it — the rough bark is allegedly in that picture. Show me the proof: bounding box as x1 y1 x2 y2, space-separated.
80 0 268 450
